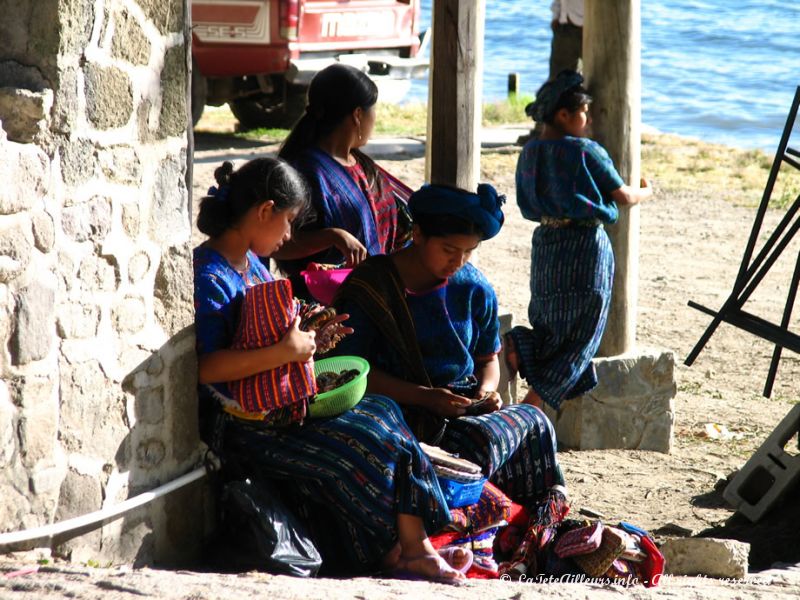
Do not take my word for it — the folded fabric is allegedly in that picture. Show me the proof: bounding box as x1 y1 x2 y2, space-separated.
448 481 512 532
229 279 316 421
554 520 603 558
420 443 484 476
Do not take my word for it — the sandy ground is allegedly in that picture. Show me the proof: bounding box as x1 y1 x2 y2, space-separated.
4 125 797 599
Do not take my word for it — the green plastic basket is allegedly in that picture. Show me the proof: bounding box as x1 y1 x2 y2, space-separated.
310 356 370 418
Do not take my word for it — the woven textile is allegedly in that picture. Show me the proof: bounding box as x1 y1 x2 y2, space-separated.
230 279 316 419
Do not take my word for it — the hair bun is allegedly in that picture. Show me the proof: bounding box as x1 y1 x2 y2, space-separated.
214 161 234 186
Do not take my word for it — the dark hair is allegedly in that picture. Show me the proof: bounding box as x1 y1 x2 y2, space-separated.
279 64 378 162
279 64 383 196
414 212 484 240
196 158 310 239
545 84 593 125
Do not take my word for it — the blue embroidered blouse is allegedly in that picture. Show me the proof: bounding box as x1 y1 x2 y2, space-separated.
515 137 625 224
334 262 501 387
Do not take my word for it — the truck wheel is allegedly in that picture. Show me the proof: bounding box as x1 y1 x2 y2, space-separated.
191 58 207 126
230 85 307 130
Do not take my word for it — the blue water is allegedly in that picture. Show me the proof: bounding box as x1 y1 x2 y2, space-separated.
409 0 800 150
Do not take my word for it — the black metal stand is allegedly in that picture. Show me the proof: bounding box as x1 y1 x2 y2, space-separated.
685 86 800 397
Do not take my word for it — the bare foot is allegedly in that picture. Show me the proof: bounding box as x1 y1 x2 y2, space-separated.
521 387 544 409
396 552 466 583
381 542 402 570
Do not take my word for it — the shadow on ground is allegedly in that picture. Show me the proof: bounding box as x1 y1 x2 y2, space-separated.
695 482 800 571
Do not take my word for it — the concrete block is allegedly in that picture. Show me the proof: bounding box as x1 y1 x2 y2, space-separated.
545 348 676 453
723 404 800 522
661 537 749 579
497 311 518 406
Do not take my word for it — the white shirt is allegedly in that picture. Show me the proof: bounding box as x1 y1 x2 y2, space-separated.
551 0 584 27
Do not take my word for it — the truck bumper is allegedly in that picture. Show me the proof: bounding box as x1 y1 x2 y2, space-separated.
286 53 428 87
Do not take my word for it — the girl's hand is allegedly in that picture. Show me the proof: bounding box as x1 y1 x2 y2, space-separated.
332 229 368 267
640 177 653 199
314 313 354 355
473 390 503 414
280 317 316 363
421 387 472 417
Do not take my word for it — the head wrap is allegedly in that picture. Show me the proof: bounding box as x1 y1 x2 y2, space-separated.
525 69 584 123
408 183 506 240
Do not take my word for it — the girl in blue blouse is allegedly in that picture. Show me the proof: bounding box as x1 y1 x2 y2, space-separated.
509 69 652 410
193 158 469 582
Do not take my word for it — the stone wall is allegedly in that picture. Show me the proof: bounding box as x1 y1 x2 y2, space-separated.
0 0 206 565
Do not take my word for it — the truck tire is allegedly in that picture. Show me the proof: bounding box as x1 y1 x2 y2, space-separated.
230 84 308 130
191 58 207 126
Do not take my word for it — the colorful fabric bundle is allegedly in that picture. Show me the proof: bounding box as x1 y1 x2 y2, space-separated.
448 481 512 532
573 526 627 577
553 520 603 558
229 279 316 421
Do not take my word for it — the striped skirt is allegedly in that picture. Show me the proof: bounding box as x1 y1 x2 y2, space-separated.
440 404 565 509
222 394 452 574
509 225 614 410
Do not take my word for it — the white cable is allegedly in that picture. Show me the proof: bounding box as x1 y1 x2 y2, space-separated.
0 466 207 552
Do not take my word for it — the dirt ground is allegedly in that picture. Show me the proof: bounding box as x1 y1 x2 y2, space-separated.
5 123 797 599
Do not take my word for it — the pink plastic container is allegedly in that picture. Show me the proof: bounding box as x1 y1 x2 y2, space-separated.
301 268 352 306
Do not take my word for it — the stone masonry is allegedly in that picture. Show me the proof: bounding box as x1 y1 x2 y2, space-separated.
0 0 206 565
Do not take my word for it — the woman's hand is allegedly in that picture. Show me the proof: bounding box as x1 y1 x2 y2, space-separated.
473 390 503 414
314 312 354 355
420 387 472 417
280 317 317 362
331 228 368 267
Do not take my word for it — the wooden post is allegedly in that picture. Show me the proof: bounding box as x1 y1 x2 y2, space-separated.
583 0 642 357
508 72 520 97
425 0 485 190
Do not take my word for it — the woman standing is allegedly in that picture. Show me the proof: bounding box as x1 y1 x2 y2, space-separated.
509 69 652 410
194 157 468 582
273 64 412 277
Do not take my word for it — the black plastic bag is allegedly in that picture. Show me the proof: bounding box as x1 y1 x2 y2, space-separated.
219 479 322 577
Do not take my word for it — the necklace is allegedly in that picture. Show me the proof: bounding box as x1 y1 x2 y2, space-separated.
233 254 250 275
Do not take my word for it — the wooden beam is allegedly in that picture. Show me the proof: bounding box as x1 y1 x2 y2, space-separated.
426 0 485 190
583 0 642 356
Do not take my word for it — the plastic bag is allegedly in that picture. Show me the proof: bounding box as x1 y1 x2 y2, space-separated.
220 479 322 577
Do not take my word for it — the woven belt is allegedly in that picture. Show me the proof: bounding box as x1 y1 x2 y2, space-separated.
540 216 601 228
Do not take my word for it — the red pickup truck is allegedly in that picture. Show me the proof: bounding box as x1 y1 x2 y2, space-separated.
191 0 428 128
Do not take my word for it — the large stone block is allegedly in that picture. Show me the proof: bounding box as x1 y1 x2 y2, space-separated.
661 537 749 579
112 294 147 335
11 281 56 365
59 359 129 456
59 137 96 186
77 254 118 293
84 63 133 130
168 349 199 463
112 9 151 66
148 156 189 245
153 244 193 336
158 45 187 139
59 0 95 56
61 196 112 243
31 211 55 253
0 141 48 214
52 65 79 133
140 0 184 34
0 217 33 283
54 469 103 560
546 348 676 453
18 405 58 468
56 302 101 339
0 88 52 143
99 145 142 186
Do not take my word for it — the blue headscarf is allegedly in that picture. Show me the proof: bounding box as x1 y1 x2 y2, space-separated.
408 183 505 240
525 69 585 123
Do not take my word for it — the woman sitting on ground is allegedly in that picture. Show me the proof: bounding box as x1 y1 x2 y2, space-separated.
193 157 470 582
331 183 566 512
272 63 413 278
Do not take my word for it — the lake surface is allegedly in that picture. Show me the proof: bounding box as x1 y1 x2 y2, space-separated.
409 0 800 150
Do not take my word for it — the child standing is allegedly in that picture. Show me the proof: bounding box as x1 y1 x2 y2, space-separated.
508 70 652 410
